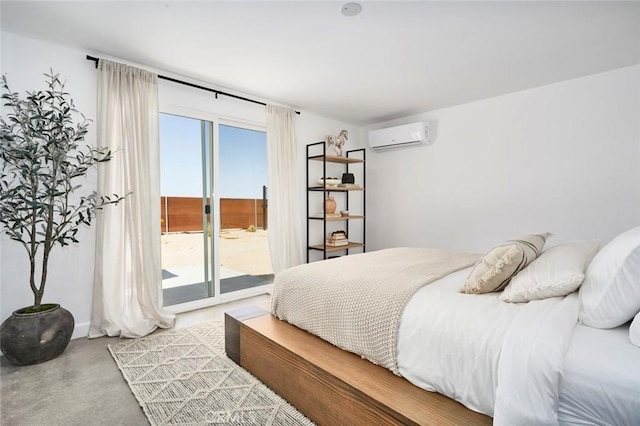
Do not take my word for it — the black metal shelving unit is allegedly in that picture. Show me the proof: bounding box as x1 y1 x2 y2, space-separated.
306 142 366 262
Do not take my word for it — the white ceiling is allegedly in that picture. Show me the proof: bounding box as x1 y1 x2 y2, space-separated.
2 1 639 125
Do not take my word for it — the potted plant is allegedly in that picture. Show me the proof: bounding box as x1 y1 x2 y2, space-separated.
0 71 123 365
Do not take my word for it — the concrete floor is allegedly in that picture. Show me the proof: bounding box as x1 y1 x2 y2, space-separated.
0 294 271 426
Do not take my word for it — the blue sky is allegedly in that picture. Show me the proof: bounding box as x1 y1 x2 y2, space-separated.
159 114 267 199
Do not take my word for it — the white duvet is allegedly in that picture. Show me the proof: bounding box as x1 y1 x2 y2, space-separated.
397 267 580 425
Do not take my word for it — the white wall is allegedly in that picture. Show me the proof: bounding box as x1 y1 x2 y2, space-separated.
1 33 99 339
0 31 359 337
362 65 640 253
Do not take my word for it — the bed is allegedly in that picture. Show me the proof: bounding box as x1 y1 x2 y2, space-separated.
226 228 640 425
559 323 640 425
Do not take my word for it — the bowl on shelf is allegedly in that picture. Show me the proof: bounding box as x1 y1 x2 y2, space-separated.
340 210 349 217
317 178 341 186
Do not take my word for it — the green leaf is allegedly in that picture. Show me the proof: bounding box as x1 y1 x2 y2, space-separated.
0 70 129 301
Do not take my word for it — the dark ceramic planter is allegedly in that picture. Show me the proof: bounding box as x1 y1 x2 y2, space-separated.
1 304 74 366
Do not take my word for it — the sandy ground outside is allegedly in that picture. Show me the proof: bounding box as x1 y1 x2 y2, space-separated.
161 229 273 277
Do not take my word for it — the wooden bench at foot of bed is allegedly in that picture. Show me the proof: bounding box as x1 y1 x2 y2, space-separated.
224 306 492 426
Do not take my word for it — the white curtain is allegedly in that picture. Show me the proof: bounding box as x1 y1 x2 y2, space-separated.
89 60 175 338
266 105 305 274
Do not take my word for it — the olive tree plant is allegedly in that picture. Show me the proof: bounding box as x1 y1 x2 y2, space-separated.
0 71 123 310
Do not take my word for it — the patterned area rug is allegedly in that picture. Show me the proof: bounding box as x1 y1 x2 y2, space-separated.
109 320 314 425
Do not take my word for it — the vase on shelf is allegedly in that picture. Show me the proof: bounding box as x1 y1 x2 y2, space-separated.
324 196 337 215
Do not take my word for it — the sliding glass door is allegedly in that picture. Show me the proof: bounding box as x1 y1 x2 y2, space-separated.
159 112 273 309
159 113 214 306
217 124 273 295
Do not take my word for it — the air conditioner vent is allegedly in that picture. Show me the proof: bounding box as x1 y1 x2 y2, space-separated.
368 121 432 152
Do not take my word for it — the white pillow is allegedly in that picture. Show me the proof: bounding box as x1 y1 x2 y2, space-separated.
631 313 640 347
501 240 600 303
579 226 640 328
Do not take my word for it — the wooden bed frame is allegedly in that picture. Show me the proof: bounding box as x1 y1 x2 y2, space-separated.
225 306 492 426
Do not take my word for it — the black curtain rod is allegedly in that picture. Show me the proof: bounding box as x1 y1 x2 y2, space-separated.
86 55 300 114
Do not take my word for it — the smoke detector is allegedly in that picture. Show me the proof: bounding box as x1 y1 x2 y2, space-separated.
341 3 362 17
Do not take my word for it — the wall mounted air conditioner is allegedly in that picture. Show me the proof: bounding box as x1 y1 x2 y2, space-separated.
368 121 433 152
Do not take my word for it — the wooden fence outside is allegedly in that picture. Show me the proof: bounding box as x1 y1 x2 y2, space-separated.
160 196 267 233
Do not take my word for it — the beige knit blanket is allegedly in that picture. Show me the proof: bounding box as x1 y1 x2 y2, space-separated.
271 247 480 374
